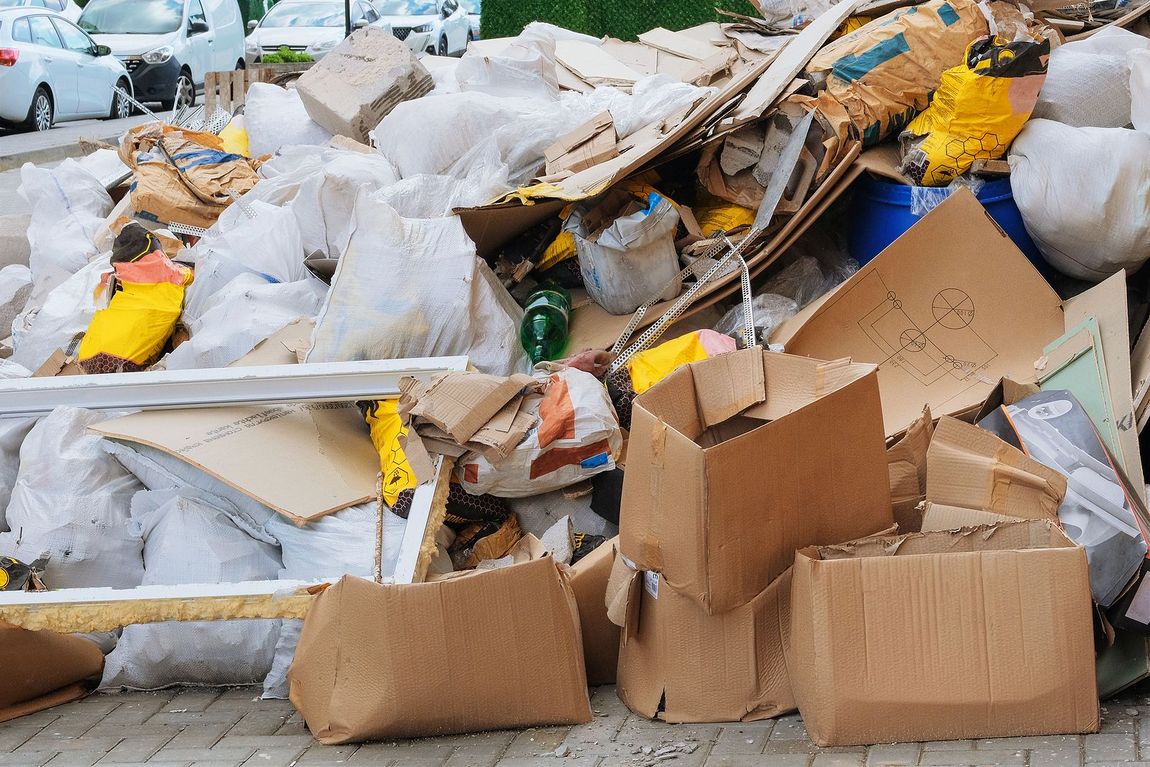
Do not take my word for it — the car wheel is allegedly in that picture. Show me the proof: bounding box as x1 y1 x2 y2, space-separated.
23 87 52 132
167 71 195 111
235 59 246 70
106 80 131 120
438 35 448 56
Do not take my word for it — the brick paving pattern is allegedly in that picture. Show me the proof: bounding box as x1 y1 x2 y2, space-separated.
0 685 1145 767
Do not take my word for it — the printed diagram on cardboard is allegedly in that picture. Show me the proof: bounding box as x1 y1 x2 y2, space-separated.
855 272 997 385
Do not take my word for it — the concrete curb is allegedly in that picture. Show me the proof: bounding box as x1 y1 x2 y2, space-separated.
0 132 122 173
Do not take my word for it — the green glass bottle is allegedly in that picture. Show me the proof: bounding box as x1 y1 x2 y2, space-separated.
519 283 571 364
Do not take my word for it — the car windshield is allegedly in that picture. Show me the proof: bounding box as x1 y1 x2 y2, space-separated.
260 1 344 27
78 0 183 34
377 0 437 15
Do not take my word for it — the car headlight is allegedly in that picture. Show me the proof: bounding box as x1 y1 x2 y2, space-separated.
141 45 173 64
308 39 338 51
412 23 433 32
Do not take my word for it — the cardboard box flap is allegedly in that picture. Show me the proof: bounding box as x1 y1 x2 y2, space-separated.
635 347 766 439
745 355 877 421
974 377 1041 422
926 417 1066 520
784 188 1064 436
811 518 1074 561
920 501 1018 532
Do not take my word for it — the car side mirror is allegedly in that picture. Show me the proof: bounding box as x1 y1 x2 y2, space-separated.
441 6 450 17
353 18 369 28
188 19 209 34
94 44 111 56
247 19 258 30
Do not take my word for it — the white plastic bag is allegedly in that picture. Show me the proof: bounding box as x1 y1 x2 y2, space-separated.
99 490 282 690
0 264 32 340
101 439 278 543
18 160 113 307
288 152 400 258
458 367 623 497
0 407 144 589
1132 48 1149 133
455 31 560 101
0 360 35 533
1009 119 1150 281
568 193 682 316
245 83 334 157
260 504 407 699
308 192 527 376
715 293 799 346
11 257 110 372
507 489 618 540
195 200 309 283
1032 27 1150 128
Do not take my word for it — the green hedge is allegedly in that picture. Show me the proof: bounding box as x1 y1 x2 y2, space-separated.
480 0 763 41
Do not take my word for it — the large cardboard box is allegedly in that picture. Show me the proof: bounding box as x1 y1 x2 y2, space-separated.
569 538 620 686
613 562 796 723
789 520 1099 746
620 348 892 614
289 557 593 743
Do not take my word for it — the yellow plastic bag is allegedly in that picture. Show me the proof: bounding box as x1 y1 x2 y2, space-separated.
899 36 1050 186
693 203 755 237
218 117 251 158
627 329 738 394
78 281 187 373
364 400 417 507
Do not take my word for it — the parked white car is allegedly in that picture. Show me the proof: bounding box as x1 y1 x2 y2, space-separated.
0 0 81 22
458 0 479 41
78 0 246 110
378 0 470 56
245 0 387 65
0 7 133 131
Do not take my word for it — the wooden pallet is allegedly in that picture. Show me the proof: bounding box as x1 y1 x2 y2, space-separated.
203 68 261 114
203 64 315 114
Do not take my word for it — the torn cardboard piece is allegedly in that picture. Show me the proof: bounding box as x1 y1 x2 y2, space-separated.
886 406 933 532
780 188 1065 437
545 112 619 177
400 372 538 445
789 520 1098 746
620 348 892 614
289 557 592 743
92 403 380 525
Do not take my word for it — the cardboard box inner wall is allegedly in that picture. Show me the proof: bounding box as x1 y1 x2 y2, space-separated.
620 348 893 614
788 520 1099 747
569 537 621 686
288 556 592 744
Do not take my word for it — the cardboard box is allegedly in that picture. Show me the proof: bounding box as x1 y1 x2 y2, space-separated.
777 188 1065 437
613 561 796 723
886 406 933 532
620 348 892 614
569 538 620 686
295 27 434 144
789 520 1099 746
288 556 592 743
0 623 104 724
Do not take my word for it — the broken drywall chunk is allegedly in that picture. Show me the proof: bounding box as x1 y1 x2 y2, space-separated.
295 26 434 144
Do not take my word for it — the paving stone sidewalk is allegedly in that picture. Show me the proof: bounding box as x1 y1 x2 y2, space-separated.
0 684 1146 767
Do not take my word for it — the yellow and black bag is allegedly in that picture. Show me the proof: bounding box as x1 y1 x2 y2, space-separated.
899 35 1050 186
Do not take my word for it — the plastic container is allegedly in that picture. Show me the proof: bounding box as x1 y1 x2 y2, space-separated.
848 174 1049 276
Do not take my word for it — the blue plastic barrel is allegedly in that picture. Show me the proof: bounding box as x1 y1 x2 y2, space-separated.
848 174 1049 277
